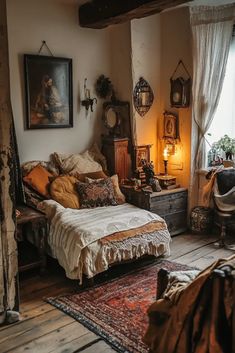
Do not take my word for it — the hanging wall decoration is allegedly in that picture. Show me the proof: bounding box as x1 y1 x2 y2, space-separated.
170 60 191 108
133 77 154 117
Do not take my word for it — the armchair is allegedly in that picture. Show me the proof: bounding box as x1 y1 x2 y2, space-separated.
144 255 235 353
213 168 235 247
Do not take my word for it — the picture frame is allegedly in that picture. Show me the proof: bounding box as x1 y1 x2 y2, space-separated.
163 111 178 140
133 144 152 171
24 54 73 129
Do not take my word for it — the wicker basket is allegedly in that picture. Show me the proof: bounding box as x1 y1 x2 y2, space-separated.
190 206 214 234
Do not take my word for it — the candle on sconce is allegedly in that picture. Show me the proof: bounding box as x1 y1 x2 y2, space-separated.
85 89 90 99
163 147 168 161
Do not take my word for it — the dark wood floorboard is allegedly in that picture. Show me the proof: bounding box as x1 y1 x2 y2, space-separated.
0 233 234 353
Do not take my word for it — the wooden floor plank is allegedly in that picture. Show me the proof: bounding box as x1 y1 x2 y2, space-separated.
10 322 98 353
0 310 75 352
190 247 234 269
1 232 233 353
79 340 117 353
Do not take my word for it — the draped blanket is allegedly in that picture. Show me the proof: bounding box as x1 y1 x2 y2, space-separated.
39 201 171 283
144 255 235 353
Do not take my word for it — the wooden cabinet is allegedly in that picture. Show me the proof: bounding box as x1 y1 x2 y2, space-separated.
121 186 188 236
102 136 131 181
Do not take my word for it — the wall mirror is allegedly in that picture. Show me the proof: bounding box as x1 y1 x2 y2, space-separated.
133 77 154 117
102 101 131 139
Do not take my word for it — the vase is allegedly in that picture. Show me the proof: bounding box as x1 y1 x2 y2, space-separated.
225 152 233 160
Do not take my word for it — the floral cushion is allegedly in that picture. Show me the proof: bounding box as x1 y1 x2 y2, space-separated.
85 174 125 205
21 160 59 177
76 178 117 208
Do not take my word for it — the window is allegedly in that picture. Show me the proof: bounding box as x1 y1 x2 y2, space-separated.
207 35 235 165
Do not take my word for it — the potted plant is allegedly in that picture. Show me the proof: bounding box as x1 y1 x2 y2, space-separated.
209 135 235 161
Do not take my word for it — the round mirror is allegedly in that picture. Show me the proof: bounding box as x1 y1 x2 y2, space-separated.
106 107 117 128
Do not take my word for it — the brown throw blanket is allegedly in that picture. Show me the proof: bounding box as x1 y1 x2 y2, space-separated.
144 255 235 353
100 220 166 244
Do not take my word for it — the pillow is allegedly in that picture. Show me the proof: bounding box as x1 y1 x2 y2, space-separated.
21 160 59 177
88 143 107 171
52 151 102 175
85 174 125 205
23 164 53 198
76 170 108 182
76 178 117 208
23 184 45 209
50 175 79 209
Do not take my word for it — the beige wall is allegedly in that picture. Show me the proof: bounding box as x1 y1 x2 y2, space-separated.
7 0 193 188
130 14 161 166
159 7 192 188
7 0 112 163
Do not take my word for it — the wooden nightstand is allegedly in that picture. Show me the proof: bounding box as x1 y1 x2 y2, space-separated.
16 206 47 274
121 186 188 236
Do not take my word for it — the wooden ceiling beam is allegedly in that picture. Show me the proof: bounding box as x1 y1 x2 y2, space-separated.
79 0 189 29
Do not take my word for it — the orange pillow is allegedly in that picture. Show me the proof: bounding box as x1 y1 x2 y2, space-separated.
23 164 53 198
50 175 80 209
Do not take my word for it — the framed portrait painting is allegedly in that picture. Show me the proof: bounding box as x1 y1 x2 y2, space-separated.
163 111 178 140
24 54 73 129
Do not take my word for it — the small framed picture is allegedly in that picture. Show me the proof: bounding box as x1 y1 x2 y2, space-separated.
134 144 152 171
163 111 178 139
24 54 73 129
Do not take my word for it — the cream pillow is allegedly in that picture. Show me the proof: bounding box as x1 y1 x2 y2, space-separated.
53 151 102 175
85 174 125 205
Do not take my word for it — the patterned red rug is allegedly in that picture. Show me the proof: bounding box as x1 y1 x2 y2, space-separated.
47 260 192 353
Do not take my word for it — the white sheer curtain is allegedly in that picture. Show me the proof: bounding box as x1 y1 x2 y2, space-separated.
189 4 235 209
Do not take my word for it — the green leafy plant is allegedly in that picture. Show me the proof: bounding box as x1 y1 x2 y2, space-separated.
212 134 235 154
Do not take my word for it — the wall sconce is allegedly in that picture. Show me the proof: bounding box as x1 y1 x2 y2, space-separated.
133 77 154 117
81 78 97 112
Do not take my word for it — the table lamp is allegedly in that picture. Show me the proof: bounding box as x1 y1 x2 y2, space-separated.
163 147 168 175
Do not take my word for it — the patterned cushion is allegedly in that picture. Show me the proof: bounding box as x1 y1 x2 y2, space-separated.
85 174 125 205
76 178 117 208
21 160 59 177
50 175 80 209
23 184 45 209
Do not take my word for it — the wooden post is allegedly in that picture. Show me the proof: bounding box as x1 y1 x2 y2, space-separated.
0 0 18 314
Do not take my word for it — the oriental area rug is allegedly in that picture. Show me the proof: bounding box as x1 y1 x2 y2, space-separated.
46 260 192 353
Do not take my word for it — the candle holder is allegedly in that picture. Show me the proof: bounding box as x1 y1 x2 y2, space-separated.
81 78 97 112
163 159 168 175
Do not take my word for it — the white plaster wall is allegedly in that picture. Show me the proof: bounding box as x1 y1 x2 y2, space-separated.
109 23 132 104
159 7 192 188
130 14 161 166
7 0 112 163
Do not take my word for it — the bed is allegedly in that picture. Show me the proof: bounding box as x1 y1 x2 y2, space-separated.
21 149 171 283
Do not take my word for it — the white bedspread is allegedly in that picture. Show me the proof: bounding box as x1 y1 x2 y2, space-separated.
39 200 171 282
